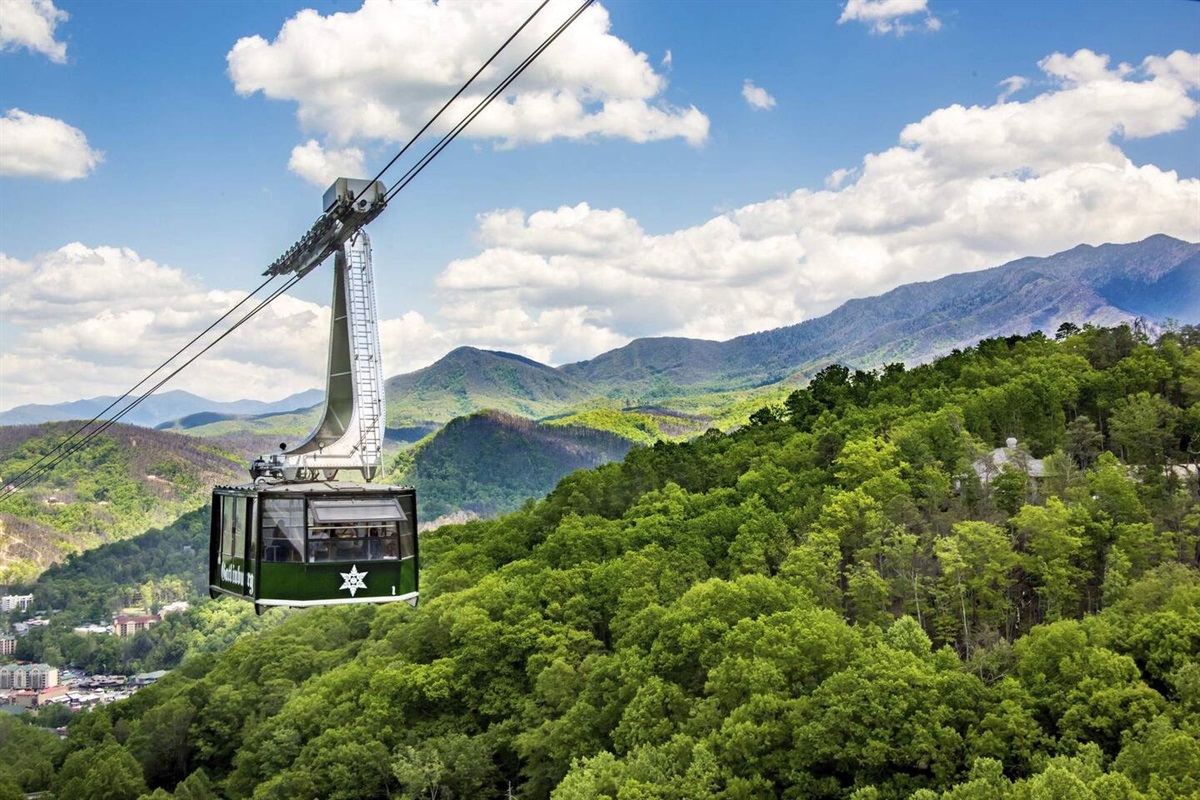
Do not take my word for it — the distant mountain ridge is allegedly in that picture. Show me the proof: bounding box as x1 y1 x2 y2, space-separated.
383 234 1198 417
393 409 635 519
385 346 593 427
562 234 1200 395
7 235 1195 433
0 388 324 428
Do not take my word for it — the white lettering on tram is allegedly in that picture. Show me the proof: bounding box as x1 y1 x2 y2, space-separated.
221 561 249 592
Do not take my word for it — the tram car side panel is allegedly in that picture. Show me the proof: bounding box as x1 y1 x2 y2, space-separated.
210 485 418 608
209 490 256 600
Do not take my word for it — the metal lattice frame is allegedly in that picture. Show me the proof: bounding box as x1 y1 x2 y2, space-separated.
251 229 385 482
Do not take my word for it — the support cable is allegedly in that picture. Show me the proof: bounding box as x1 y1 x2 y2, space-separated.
385 0 596 204
0 275 280 501
1 274 304 503
349 0 552 208
0 0 595 505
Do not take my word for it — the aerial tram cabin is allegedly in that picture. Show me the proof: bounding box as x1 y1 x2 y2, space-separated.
209 482 417 610
208 178 420 611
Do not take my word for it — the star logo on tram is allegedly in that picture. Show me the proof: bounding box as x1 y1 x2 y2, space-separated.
339 564 369 597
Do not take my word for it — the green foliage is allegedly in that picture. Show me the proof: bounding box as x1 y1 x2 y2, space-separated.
11 507 284 675
31 326 1200 798
392 410 635 519
0 714 60 793
0 422 244 580
53 736 148 800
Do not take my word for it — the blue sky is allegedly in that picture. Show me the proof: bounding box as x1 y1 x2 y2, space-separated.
1 0 1198 410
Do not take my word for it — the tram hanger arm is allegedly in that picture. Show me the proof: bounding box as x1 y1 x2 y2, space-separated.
264 179 388 278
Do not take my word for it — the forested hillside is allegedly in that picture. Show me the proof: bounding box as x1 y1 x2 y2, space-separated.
384 347 594 429
391 410 636 519
6 509 287 679
18 323 1200 800
0 424 255 582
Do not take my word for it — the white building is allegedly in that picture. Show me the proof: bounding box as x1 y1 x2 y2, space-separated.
159 601 190 617
0 663 59 690
0 595 32 613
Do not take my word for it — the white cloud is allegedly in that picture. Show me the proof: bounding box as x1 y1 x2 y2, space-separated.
287 140 366 187
838 0 940 36
0 0 68 63
825 167 857 189
0 243 465 410
996 75 1028 103
900 50 1200 175
0 245 332 408
741 79 777 111
227 0 708 161
661 50 672 70
427 49 1200 362
0 109 102 180
5 49 1200 409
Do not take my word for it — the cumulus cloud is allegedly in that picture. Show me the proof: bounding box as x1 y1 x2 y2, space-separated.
741 79 777 111
0 245 327 408
0 108 102 180
838 0 940 36
427 49 1200 362
227 0 708 162
996 75 1028 103
0 243 461 409
5 48 1200 408
824 167 857 189
0 0 68 63
288 140 366 187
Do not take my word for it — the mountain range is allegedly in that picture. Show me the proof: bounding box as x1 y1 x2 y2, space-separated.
559 233 1199 396
0 388 324 429
386 234 1199 424
4 235 1196 432
2 234 1196 576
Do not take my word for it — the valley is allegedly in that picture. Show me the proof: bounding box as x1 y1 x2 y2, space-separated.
1 0 1197 795
2 236 1197 583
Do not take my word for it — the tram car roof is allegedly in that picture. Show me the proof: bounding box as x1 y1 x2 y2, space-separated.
213 480 414 494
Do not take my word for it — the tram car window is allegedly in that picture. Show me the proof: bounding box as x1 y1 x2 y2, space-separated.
210 484 418 610
262 498 305 563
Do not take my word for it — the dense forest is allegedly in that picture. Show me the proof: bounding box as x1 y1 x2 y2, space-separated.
9 508 281 676
393 410 636 519
7 323 1200 799
0 423 248 582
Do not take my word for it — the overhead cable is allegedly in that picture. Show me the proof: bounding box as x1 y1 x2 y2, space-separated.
0 0 596 504
0 275 281 502
0 273 306 503
385 0 597 204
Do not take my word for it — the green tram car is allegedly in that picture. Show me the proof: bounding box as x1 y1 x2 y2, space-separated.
209 482 418 611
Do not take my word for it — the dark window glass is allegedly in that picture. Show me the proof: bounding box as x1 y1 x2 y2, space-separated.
310 497 405 523
399 528 415 559
221 496 240 557
232 499 246 559
262 497 305 563
303 495 414 563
